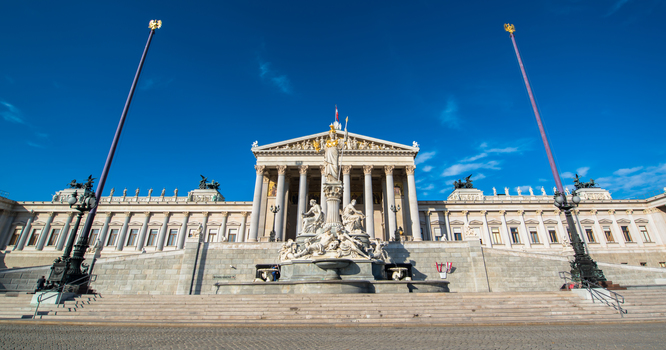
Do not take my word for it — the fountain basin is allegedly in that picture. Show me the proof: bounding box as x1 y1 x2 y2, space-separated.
313 258 352 280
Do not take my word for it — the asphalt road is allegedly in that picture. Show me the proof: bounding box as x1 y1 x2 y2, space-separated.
1 322 664 350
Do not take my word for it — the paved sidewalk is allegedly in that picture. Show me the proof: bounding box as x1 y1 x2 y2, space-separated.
1 322 665 349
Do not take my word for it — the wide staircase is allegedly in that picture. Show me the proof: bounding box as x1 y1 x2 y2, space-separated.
2 289 665 324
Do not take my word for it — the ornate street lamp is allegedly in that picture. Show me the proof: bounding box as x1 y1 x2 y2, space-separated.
269 205 280 242
390 205 401 241
48 177 98 292
553 190 605 283
505 24 605 283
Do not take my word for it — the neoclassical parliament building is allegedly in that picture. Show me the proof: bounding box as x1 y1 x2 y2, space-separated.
1 127 666 294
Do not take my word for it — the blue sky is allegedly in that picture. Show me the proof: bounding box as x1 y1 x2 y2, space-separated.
1 1 665 202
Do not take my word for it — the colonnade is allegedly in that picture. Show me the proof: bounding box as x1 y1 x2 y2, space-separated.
247 164 423 242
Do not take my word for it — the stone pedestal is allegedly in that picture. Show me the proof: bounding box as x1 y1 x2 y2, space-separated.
447 188 484 201
576 188 612 201
187 189 225 202
322 181 343 232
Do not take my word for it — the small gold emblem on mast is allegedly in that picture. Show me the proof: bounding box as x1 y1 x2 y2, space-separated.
149 20 163 30
504 23 515 34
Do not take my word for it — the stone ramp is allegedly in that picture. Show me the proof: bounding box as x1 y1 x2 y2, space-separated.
0 266 51 292
2 290 664 325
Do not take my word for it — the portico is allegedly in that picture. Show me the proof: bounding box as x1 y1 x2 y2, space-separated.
248 129 423 242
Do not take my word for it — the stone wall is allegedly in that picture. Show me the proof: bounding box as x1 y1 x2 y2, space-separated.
189 242 283 295
590 249 666 268
1 251 62 269
3 240 666 295
0 266 50 292
90 250 184 295
482 249 570 292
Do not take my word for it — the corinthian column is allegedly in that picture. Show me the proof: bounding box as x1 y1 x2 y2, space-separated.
296 165 308 234
363 165 375 238
405 165 423 241
248 165 265 242
320 165 327 215
35 212 55 250
240 212 248 242
342 165 352 207
384 166 397 240
274 165 287 241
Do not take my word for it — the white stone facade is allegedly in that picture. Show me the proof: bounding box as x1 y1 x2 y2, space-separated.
1 129 666 270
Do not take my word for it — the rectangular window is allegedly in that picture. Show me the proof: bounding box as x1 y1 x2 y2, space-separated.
603 226 614 242
433 227 442 239
88 229 99 245
659 262 666 268
107 229 119 246
126 229 139 246
548 227 558 243
27 229 41 246
207 229 217 243
228 228 238 243
8 227 22 246
188 228 196 237
529 227 539 244
621 226 632 242
47 228 60 246
585 228 596 243
510 227 520 244
640 262 647 267
491 227 502 244
639 226 651 243
453 227 462 241
167 229 178 246
146 229 158 246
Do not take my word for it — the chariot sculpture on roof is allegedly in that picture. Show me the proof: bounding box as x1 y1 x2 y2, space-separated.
199 174 220 190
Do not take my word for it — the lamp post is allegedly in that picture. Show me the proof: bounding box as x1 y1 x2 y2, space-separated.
48 177 97 292
78 20 162 262
269 205 280 242
504 24 605 284
390 205 401 241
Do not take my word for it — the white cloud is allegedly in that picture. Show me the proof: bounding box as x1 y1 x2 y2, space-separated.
439 96 460 129
415 151 436 165
26 141 44 148
441 160 500 177
1 101 25 124
419 184 434 191
258 60 292 94
597 163 666 194
613 166 643 176
561 172 575 179
422 165 433 172
474 173 486 181
576 167 590 177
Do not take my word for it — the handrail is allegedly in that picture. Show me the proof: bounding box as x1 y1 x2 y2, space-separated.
32 274 97 319
33 292 59 319
559 271 627 317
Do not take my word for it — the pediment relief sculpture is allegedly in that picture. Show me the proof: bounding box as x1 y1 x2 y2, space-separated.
253 131 417 154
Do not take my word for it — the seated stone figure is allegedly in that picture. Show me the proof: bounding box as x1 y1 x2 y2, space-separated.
301 199 324 234
342 199 365 232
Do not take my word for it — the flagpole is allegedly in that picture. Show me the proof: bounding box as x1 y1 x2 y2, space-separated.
504 23 605 284
80 20 163 251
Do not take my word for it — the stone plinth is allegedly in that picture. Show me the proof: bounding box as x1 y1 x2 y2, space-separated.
447 188 484 201
576 188 612 201
187 189 225 202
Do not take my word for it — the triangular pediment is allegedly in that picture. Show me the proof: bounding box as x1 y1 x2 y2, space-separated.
252 130 419 154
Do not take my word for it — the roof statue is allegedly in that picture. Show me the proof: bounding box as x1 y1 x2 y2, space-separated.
199 175 220 190
573 174 598 189
453 174 474 189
